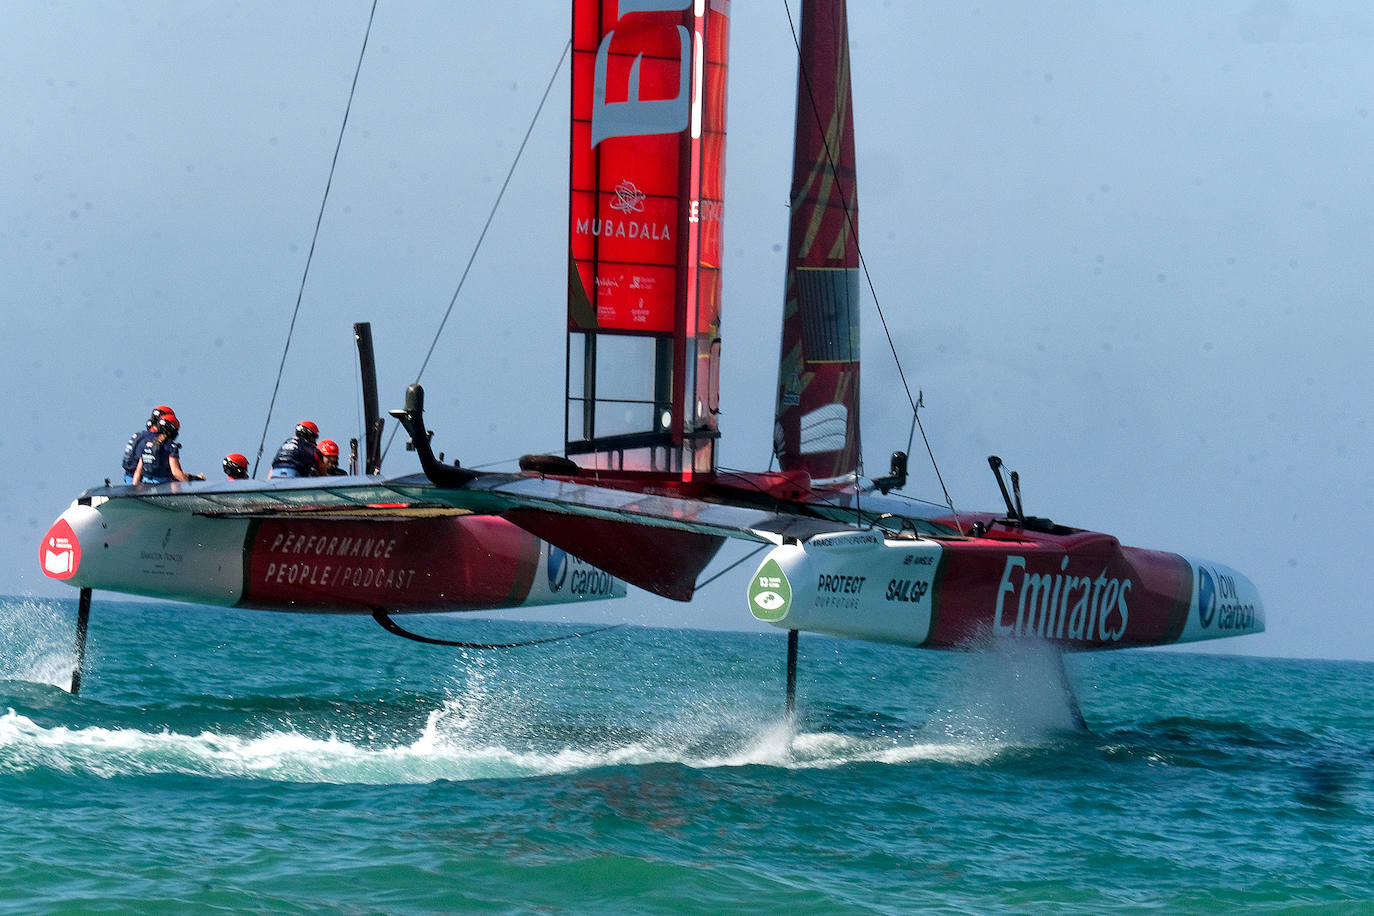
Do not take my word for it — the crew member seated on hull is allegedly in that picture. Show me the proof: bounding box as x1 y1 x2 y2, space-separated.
121 405 174 484
131 415 204 484
317 439 347 476
223 453 250 480
269 421 321 479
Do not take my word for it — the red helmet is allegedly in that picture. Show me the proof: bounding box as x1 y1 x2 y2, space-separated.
149 405 175 429
223 453 249 478
296 420 319 442
318 439 339 457
157 415 180 440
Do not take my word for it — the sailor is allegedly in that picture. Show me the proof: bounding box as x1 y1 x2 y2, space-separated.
121 405 174 484
269 421 321 478
131 415 203 485
223 453 250 480
317 439 348 476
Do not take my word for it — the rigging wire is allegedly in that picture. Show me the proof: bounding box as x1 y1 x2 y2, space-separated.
380 38 573 465
251 0 379 479
694 543 770 593
782 1 959 522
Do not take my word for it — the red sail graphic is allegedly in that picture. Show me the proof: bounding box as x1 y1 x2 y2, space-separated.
773 0 861 481
568 0 730 476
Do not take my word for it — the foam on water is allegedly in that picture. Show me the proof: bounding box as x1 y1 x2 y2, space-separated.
0 694 1027 784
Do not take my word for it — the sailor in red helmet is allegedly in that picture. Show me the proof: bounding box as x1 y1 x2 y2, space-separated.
223 453 250 480
317 439 348 476
269 421 321 478
121 405 175 484
131 414 203 484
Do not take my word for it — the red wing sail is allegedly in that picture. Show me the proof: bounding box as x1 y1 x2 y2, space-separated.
568 0 730 477
773 0 862 481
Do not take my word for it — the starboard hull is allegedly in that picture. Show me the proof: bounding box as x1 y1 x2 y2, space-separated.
41 497 625 613
748 525 1262 651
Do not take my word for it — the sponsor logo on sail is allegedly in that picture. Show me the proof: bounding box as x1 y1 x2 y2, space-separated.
688 199 724 224
575 217 672 242
609 180 646 214
590 3 693 147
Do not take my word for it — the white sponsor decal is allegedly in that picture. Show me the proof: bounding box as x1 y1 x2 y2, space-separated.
590 2 693 147
268 532 396 559
609 180 646 214
44 538 75 575
753 589 786 612
993 556 1130 642
574 217 672 242
264 532 413 592
811 532 880 549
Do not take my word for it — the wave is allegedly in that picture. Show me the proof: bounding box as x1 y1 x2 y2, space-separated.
0 691 1048 785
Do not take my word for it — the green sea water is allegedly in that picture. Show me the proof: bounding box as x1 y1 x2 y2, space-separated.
1 595 1369 913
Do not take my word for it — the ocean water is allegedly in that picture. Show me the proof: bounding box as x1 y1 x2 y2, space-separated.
0 595 1369 914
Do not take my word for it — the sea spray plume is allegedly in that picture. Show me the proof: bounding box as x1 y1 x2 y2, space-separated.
0 596 82 689
420 626 809 771
931 637 1088 746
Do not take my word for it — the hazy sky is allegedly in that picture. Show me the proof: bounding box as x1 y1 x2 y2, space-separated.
3 2 1371 661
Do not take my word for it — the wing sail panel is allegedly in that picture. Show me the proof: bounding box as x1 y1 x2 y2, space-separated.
773 0 862 481
568 0 731 476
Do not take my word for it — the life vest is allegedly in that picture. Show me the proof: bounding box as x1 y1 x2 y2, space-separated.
271 436 320 476
122 428 157 475
139 438 180 483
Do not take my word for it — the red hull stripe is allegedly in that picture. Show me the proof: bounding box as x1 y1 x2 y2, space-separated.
926 542 1194 649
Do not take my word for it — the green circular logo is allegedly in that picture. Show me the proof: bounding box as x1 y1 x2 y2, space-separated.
749 558 792 622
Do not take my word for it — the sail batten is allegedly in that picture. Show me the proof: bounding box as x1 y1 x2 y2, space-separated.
773 0 862 482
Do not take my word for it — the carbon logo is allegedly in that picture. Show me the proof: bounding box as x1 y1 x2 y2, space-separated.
547 546 569 592
1198 566 1217 628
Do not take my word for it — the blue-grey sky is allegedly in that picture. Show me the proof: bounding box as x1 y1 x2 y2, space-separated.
4 2 1370 660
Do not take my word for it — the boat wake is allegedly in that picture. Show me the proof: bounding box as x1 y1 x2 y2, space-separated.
0 653 1070 784
0 703 1050 783
0 603 1086 783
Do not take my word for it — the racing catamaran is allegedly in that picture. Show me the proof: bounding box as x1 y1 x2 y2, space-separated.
41 0 1262 698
